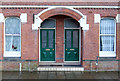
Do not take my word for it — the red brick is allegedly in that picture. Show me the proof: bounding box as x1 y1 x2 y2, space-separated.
0 7 119 71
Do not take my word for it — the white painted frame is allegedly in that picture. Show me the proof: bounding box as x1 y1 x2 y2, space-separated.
4 17 21 57
39 18 56 62
99 18 116 57
64 18 81 62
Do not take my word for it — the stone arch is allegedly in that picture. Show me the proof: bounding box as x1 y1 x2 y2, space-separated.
32 7 89 30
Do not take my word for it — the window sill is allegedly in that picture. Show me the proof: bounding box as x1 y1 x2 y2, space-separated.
4 51 21 57
4 57 21 61
99 51 116 57
98 57 116 61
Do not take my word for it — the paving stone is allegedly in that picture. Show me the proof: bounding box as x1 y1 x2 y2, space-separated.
56 72 65 79
39 72 48 79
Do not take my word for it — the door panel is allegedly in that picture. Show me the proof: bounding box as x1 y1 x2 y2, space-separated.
40 29 55 61
65 29 79 61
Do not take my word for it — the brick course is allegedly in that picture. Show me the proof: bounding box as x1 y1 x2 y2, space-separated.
1 2 119 6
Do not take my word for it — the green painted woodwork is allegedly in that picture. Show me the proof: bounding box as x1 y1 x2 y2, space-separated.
40 29 55 61
65 29 79 61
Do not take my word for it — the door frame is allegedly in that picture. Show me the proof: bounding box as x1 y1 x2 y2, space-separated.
64 28 81 62
39 19 56 62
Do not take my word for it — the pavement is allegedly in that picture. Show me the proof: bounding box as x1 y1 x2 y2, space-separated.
1 71 119 80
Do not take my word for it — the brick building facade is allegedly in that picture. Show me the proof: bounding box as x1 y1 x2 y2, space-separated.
0 0 120 71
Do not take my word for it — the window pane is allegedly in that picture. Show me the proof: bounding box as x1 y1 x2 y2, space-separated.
42 30 47 48
6 36 20 51
64 19 79 28
48 30 54 48
66 30 71 48
100 19 115 34
41 19 56 28
73 30 78 48
100 36 114 51
5 18 20 34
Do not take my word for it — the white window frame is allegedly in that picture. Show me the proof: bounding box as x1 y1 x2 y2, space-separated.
99 18 116 57
4 17 21 57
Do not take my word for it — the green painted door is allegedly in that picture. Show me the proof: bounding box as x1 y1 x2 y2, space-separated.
40 29 55 61
65 29 79 61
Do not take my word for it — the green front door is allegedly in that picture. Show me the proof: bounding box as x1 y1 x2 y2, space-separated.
65 29 79 61
40 29 55 61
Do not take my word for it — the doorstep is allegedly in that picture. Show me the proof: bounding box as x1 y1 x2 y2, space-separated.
37 66 84 71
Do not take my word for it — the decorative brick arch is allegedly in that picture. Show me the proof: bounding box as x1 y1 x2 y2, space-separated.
39 8 83 21
32 7 89 30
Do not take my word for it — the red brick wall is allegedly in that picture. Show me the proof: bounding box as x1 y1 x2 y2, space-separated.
116 7 120 60
0 23 3 60
0 7 3 60
0 7 119 71
55 16 64 63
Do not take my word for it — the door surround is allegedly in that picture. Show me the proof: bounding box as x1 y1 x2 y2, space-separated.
36 7 89 63
64 18 81 62
39 18 56 62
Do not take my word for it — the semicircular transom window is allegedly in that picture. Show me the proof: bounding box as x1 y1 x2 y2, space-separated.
64 18 80 28
41 19 56 28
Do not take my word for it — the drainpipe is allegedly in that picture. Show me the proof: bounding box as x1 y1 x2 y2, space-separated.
96 56 99 72
29 61 31 71
19 63 22 72
90 61 92 71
